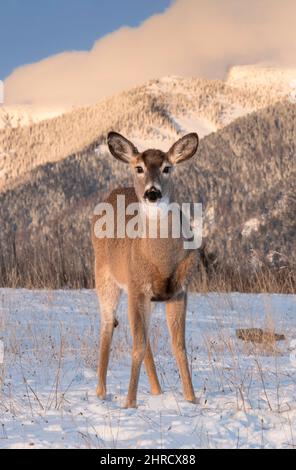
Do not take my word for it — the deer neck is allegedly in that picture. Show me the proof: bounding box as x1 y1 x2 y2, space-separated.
139 202 185 276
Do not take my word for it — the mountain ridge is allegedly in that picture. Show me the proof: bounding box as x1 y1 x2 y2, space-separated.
0 73 290 193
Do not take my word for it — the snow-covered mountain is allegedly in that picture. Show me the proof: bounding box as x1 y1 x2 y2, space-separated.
2 64 295 133
0 70 289 192
227 65 296 103
0 104 67 130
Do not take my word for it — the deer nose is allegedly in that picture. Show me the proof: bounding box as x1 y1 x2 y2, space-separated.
144 186 162 202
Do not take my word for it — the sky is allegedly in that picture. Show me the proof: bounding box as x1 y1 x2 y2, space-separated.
3 0 296 107
0 0 171 79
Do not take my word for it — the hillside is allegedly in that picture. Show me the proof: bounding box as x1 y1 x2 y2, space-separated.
0 75 285 193
0 104 66 130
0 100 295 289
227 65 296 102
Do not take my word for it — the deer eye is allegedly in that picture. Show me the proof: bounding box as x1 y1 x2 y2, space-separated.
135 166 144 174
163 166 171 174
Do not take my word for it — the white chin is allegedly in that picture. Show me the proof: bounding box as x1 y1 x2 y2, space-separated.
140 197 169 219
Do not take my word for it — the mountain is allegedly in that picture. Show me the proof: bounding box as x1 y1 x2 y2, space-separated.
0 74 285 193
227 65 296 102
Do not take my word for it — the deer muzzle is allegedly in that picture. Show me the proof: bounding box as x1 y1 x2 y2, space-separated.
144 186 162 202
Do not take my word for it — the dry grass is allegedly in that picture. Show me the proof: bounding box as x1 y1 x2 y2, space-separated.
193 263 296 294
0 230 295 293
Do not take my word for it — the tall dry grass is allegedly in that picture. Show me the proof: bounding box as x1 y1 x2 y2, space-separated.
0 230 295 293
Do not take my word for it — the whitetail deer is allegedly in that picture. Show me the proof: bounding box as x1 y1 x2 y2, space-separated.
92 131 199 408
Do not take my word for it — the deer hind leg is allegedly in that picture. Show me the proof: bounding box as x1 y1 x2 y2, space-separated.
125 292 151 408
96 271 121 400
166 292 196 403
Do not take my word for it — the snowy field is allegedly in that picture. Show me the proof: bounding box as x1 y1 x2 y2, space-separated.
0 289 295 449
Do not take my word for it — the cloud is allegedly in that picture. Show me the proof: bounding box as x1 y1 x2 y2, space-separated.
4 0 296 106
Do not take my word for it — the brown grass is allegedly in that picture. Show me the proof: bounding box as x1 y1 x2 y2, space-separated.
193 262 296 294
0 231 295 293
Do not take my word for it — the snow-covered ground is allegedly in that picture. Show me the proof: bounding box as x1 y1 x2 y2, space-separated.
0 289 295 449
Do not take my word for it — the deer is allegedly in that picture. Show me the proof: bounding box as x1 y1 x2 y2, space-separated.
92 131 199 408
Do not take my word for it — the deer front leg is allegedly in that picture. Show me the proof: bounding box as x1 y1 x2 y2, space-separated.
125 292 150 408
166 292 196 403
144 340 162 396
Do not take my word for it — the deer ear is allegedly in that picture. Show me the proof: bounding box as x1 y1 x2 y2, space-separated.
107 132 139 164
168 133 199 164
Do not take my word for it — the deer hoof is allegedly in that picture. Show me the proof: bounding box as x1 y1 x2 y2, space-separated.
123 399 138 409
96 385 106 400
186 396 200 405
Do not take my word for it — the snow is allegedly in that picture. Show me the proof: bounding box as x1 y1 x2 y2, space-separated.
146 76 188 96
0 289 295 449
172 114 216 138
131 134 174 152
0 105 66 129
227 65 296 99
221 104 255 127
289 80 296 104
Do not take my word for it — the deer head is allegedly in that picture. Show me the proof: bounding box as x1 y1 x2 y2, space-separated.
107 132 199 205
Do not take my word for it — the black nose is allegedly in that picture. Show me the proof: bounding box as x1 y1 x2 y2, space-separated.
144 187 162 202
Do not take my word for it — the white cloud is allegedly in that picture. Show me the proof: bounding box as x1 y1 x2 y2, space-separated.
4 0 296 106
